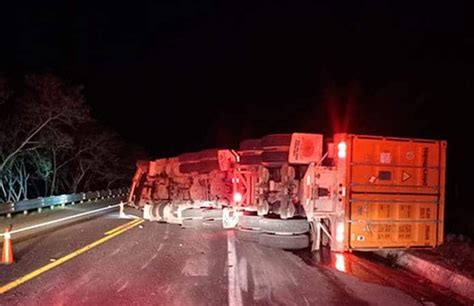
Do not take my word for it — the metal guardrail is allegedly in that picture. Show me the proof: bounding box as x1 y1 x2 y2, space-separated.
0 203 134 239
0 188 130 216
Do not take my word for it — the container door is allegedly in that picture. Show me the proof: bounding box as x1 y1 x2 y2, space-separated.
347 136 446 249
350 136 442 194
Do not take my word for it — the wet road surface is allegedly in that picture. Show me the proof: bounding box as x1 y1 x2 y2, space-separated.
0 204 471 305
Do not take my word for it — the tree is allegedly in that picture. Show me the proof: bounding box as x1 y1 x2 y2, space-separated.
0 73 89 201
30 149 53 196
56 124 137 193
0 72 146 203
0 73 88 174
0 154 30 202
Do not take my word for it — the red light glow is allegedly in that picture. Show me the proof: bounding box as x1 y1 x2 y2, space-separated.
233 192 242 203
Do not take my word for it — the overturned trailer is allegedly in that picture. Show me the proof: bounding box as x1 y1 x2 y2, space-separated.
129 133 447 252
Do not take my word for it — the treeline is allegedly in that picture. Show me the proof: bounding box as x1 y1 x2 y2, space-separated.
0 73 145 203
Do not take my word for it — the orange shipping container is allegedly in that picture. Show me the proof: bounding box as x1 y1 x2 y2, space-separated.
337 135 447 250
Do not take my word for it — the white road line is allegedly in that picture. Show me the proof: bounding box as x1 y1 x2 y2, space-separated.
227 231 243 306
0 203 122 238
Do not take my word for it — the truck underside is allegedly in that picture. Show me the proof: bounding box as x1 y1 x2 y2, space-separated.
128 133 446 252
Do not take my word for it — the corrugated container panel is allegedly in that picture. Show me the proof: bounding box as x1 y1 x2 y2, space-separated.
349 136 443 194
345 135 446 250
349 194 439 248
350 223 437 248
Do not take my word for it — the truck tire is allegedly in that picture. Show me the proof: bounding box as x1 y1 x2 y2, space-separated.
239 154 262 165
236 228 261 243
178 152 200 162
182 208 203 218
149 203 167 220
239 139 262 151
259 233 309 250
202 208 223 219
261 151 288 163
179 162 200 173
261 134 292 148
198 160 220 173
203 219 223 228
182 218 203 228
182 208 222 219
199 148 221 160
259 218 310 235
239 215 262 230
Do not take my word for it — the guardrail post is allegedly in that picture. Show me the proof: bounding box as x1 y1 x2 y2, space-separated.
37 207 42 213
6 213 11 219
23 210 28 215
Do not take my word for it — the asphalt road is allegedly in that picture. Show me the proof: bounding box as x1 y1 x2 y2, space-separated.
0 203 471 306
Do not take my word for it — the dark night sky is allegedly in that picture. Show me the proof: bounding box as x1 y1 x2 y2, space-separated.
1 1 473 234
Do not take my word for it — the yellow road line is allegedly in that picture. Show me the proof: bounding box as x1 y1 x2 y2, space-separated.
0 219 144 294
104 218 141 236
